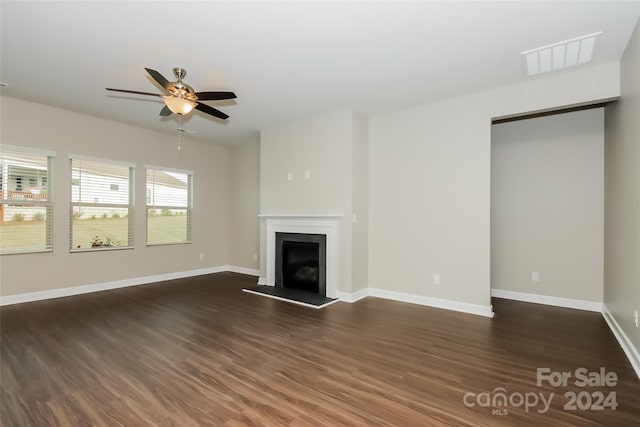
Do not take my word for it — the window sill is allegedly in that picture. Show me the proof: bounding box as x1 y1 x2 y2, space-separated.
1 249 53 256
146 241 192 247
70 246 134 253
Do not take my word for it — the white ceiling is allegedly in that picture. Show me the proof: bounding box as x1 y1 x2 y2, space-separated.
1 1 639 145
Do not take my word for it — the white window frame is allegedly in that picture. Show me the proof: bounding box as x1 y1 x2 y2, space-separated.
0 145 55 255
69 154 135 252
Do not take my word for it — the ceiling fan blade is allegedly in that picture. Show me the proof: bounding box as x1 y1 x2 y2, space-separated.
194 91 237 101
145 68 176 93
106 88 162 97
195 102 229 120
159 105 172 116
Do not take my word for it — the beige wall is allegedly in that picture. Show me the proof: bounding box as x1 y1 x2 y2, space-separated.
604 20 640 354
368 62 619 309
0 97 231 297
351 111 369 293
229 140 260 271
491 109 604 302
260 109 353 214
259 108 366 293
369 98 491 307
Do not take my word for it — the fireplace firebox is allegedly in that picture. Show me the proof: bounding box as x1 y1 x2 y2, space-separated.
275 232 326 296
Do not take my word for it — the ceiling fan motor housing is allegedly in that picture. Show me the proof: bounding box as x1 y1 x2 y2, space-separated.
171 67 195 99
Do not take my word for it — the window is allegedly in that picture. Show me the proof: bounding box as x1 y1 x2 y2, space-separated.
70 155 134 251
0 146 54 254
146 167 192 245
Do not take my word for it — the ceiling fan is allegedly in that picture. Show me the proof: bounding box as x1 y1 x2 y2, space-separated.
106 67 236 120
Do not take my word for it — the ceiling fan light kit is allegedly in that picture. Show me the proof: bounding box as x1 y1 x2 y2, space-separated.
106 66 236 119
163 96 195 115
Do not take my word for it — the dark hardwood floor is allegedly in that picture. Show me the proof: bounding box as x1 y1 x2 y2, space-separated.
1 272 639 426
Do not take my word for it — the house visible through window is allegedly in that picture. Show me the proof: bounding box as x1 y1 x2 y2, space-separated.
146 167 192 245
0 146 54 254
70 155 135 250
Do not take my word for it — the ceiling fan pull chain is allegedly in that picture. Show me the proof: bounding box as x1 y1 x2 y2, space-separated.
178 116 182 151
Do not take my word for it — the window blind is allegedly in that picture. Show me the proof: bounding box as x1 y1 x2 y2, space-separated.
0 146 54 254
70 156 134 250
146 167 192 245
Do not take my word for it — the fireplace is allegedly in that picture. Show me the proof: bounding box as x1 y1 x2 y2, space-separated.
276 233 326 296
260 214 340 299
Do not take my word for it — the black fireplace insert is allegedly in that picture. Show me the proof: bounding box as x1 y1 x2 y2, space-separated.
275 232 326 296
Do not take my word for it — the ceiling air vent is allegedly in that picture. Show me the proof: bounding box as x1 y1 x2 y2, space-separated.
522 31 602 76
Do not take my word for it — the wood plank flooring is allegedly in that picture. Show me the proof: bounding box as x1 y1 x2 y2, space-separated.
1 272 639 426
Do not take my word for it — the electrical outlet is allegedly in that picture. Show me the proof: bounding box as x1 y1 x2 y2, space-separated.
433 274 440 285
304 170 311 180
287 172 293 181
199 253 205 261
253 253 258 261
634 310 638 328
532 272 540 282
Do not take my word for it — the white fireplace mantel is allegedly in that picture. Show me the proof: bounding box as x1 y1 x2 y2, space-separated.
260 214 342 298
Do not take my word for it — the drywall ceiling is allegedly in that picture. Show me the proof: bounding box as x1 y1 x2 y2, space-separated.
1 1 639 144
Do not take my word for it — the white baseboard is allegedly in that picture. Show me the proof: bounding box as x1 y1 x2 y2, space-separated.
257 276 267 285
491 289 603 312
336 288 369 303
0 266 232 306
227 266 260 277
602 304 640 380
368 288 494 317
